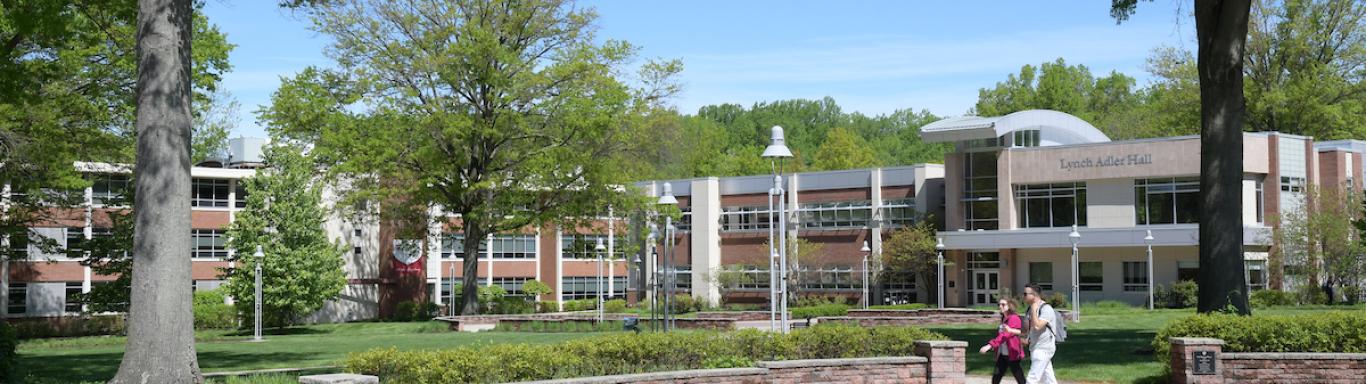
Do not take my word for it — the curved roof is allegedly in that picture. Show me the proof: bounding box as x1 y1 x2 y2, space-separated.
920 109 1109 145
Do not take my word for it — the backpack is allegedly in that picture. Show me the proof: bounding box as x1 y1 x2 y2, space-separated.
1042 303 1067 343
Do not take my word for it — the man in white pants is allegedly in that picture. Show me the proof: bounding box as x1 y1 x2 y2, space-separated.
1022 283 1058 384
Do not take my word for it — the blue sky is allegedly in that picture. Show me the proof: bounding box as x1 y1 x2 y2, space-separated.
205 0 1195 139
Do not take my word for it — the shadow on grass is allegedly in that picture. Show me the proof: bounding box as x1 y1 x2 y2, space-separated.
223 327 334 337
932 327 1164 383
18 349 321 383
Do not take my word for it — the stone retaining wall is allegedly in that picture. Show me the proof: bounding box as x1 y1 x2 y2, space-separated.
846 309 995 318
1170 337 1366 384
817 316 997 327
514 341 966 384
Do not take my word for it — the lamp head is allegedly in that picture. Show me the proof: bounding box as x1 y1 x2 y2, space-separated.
595 237 605 252
657 182 678 205
253 245 264 259
861 241 871 253
1068 224 1081 245
1144 229 1154 243
761 126 794 158
935 237 945 250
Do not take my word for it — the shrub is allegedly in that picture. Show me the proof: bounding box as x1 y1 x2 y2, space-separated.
1250 289 1295 308
1152 311 1366 364
1046 292 1070 309
192 290 237 330
0 321 15 383
1343 285 1361 305
1156 280 1198 308
791 304 849 319
563 299 596 312
670 294 698 314
393 301 417 322
869 303 930 310
521 280 553 297
1296 284 1327 305
11 315 126 339
345 325 946 382
795 295 849 307
537 301 559 313
721 303 763 311
603 299 627 313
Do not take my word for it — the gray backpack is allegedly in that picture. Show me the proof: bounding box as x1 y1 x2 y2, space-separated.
1043 303 1067 343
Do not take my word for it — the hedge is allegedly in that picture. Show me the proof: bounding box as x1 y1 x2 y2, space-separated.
790 304 849 319
0 320 15 383
1153 311 1366 363
346 324 946 383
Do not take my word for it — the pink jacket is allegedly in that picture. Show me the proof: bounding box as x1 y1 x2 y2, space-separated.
987 314 1025 361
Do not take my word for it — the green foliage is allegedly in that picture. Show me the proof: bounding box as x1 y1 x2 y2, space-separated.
391 301 435 322
1091 300 1136 310
192 290 237 330
0 320 15 382
563 300 597 312
881 221 940 303
10 315 126 339
1153 311 1366 364
1343 285 1361 305
477 285 508 308
345 325 947 382
811 127 877 171
868 303 930 310
670 294 700 314
1250 289 1296 308
1155 280 1199 308
537 301 560 313
1047 292 1071 309
603 299 627 313
521 280 553 297
791 304 850 319
795 295 850 307
224 144 348 328
489 298 535 315
1296 284 1328 305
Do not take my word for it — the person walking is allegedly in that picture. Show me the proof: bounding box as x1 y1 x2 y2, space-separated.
1022 283 1059 384
979 298 1026 384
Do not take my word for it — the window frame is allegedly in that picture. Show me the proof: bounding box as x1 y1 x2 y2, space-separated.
1122 261 1148 292
191 178 232 208
1028 262 1054 291
1016 182 1088 228
191 229 229 259
1079 261 1103 291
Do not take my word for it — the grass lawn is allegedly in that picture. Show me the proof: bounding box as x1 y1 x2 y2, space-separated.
16 321 604 383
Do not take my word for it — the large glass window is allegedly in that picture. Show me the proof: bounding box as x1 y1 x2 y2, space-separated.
7 283 26 315
720 205 771 232
964 151 999 230
879 270 918 305
445 234 538 259
191 229 228 259
1123 261 1148 292
561 234 621 260
560 276 626 300
1017 183 1087 228
65 282 83 313
234 181 248 208
191 178 231 208
1011 129 1041 148
881 198 918 227
1254 178 1264 224
1177 261 1199 282
1029 262 1054 291
65 227 87 258
1135 177 1200 225
1079 262 1103 291
797 267 858 291
91 174 131 207
798 200 872 229
4 229 29 258
1246 260 1266 291
1280 176 1305 193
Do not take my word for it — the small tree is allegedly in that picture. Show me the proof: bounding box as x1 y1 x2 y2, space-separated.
882 221 941 305
224 144 347 327
521 280 553 298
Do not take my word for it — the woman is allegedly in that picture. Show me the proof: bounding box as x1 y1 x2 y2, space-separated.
978 298 1026 384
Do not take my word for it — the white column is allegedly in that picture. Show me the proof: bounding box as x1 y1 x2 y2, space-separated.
869 169 883 305
426 208 443 305
485 234 494 287
607 206 615 298
690 178 722 307
82 186 93 312
554 228 564 311
1 182 10 318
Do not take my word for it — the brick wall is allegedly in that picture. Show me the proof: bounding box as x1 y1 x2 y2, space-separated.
514 352 969 384
1170 337 1366 384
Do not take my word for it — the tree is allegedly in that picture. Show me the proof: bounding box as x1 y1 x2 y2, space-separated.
112 0 200 381
1114 0 1253 315
223 144 347 327
811 127 877 171
1245 0 1366 140
882 221 942 305
264 0 679 315
1277 185 1363 300
973 58 1149 139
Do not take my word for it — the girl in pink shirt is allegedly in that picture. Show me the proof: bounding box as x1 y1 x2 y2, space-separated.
979 298 1026 384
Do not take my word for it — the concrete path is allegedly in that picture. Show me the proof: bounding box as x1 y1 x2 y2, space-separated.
966 375 1085 384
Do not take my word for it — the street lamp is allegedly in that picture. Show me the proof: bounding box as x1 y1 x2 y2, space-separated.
253 245 264 342
595 238 606 324
1144 230 1154 311
762 125 793 333
861 241 871 309
657 182 677 332
936 237 945 309
1069 225 1081 322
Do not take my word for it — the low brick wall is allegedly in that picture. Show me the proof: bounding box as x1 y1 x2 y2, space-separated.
695 311 773 321
1170 337 1366 384
846 309 996 318
445 316 737 332
816 316 997 327
514 341 967 384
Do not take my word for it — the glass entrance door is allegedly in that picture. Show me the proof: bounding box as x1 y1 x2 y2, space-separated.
970 270 999 306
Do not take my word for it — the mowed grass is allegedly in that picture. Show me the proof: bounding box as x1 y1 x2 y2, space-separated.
16 321 604 383
925 304 1366 384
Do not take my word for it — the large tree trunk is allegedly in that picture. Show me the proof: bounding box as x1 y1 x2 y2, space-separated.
1194 0 1252 315
111 0 201 382
460 223 484 315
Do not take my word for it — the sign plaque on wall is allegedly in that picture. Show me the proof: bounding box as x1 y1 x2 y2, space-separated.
1192 351 1217 375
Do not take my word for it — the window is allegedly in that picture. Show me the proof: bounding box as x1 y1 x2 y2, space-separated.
671 266 692 292
1246 261 1266 291
1123 262 1148 292
798 200 872 229
1254 178 1265 224
445 234 538 259
560 234 621 260
963 151 999 230
1135 177 1200 225
560 276 627 300
191 229 228 259
967 252 1000 269
485 277 533 296
1079 262 1103 291
91 174 131 207
1029 262 1054 291
233 181 248 208
1016 183 1087 228
879 270 918 305
881 198 918 227
1011 129 1041 148
4 229 28 258
7 283 26 315
720 205 771 232
191 178 231 208
65 282 83 313
676 207 692 232
960 136 1002 151
1177 261 1199 282
797 267 857 291
65 227 87 258
353 246 362 257
1280 176 1305 193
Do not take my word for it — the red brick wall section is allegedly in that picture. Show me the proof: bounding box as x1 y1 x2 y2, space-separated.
510 355 943 384
1169 337 1366 384
914 341 966 384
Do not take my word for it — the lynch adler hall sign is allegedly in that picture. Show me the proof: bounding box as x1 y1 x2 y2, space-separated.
1059 154 1154 171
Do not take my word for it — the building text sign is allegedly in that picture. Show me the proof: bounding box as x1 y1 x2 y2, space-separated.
1059 154 1154 171
1192 351 1218 375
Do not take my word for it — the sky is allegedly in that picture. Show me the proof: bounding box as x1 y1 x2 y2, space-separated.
204 0 1196 139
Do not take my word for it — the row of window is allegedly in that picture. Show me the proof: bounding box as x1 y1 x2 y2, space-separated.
4 176 247 208
1024 260 1194 293
718 199 919 232
7 280 219 315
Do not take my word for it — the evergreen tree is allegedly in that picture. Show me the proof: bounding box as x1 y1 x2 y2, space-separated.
223 144 347 327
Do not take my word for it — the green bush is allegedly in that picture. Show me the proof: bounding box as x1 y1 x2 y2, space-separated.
346 324 946 382
537 301 559 313
1155 280 1198 308
791 304 850 319
521 280 553 297
563 299 596 312
192 290 237 330
11 315 126 339
670 294 698 314
1046 292 1070 309
1250 289 1295 308
490 298 535 315
868 303 929 310
393 301 417 322
795 295 850 307
603 299 627 313
1152 311 1366 364
0 321 15 383
1296 284 1327 305
1343 285 1361 305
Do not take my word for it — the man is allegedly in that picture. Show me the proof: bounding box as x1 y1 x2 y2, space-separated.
1022 283 1058 384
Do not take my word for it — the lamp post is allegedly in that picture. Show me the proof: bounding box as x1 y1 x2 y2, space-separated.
936 237 945 309
253 245 264 342
1144 230 1154 311
656 182 678 332
1069 225 1081 322
595 238 605 324
768 184 778 332
762 126 793 333
861 241 871 309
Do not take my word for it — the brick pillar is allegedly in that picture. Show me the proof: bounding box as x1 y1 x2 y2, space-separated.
1170 337 1224 384
915 340 966 384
